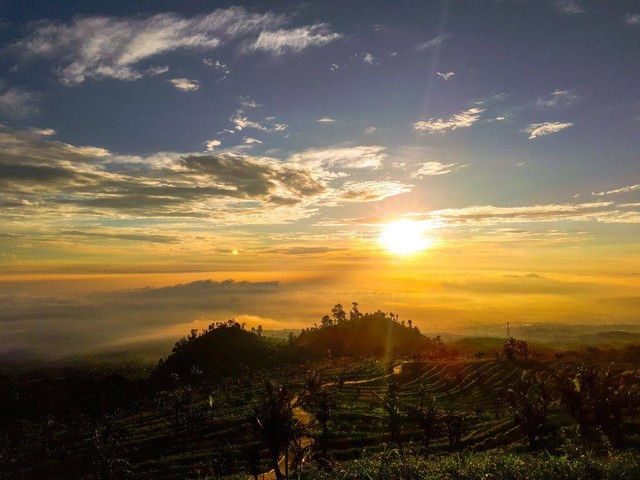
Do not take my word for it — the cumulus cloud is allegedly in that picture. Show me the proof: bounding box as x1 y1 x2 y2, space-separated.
247 23 341 55
0 86 40 118
592 184 640 196
0 126 417 228
525 121 573 139
11 7 340 85
290 145 387 170
413 108 484 133
412 161 467 178
169 78 200 92
416 33 448 51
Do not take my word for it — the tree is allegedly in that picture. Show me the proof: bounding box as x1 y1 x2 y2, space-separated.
408 388 439 451
503 337 529 360
331 304 347 324
555 364 640 446
349 302 362 321
377 382 404 446
251 382 300 480
507 370 551 449
301 372 337 460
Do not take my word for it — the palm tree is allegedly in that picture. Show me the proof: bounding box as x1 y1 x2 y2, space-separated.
251 381 299 479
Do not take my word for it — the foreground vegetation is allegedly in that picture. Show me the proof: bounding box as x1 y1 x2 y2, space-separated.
1 304 639 479
303 449 640 480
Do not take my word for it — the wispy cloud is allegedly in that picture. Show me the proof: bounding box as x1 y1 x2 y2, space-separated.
328 180 411 204
412 161 467 178
535 89 577 108
416 33 448 51
246 23 341 55
0 86 40 118
437 71 455 81
363 52 375 64
592 184 640 196
317 117 336 123
553 0 585 14
525 121 573 139
30 128 56 136
11 7 340 84
290 145 387 170
231 114 267 131
169 78 200 92
413 108 484 133
626 14 640 26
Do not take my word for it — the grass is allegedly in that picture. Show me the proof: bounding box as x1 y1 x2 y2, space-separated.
302 449 640 480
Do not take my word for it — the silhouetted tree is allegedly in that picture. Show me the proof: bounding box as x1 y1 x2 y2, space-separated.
251 381 300 480
331 304 347 324
507 370 551 449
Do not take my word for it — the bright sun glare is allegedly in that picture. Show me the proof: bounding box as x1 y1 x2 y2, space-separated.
378 220 433 255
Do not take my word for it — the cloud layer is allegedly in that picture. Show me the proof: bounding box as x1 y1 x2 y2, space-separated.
11 7 340 85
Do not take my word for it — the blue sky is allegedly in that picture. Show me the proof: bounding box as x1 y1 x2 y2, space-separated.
0 1 639 356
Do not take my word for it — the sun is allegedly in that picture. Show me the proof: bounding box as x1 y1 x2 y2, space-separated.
378 220 433 255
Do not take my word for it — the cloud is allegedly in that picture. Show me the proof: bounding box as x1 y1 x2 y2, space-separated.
247 23 341 55
231 114 267 131
11 7 340 85
0 127 419 228
437 71 455 81
169 78 200 92
329 180 412 204
0 279 289 356
203 58 231 75
365 127 377 134
317 117 336 123
416 33 448 51
412 161 467 178
290 145 387 170
363 52 375 64
30 128 56 136
0 86 40 118
426 201 634 226
626 14 640 26
592 184 640 196
413 108 484 133
239 96 260 108
525 121 573 139
535 89 577 108
206 139 221 151
242 137 262 144
553 0 584 14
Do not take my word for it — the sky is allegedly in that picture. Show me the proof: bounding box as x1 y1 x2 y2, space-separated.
0 0 639 358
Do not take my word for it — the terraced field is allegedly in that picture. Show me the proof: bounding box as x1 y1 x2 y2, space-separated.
7 357 637 479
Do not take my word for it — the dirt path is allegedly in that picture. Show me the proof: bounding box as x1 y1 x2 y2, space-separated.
251 363 408 479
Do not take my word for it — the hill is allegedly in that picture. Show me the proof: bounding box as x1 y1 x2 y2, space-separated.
293 309 445 359
153 321 280 383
